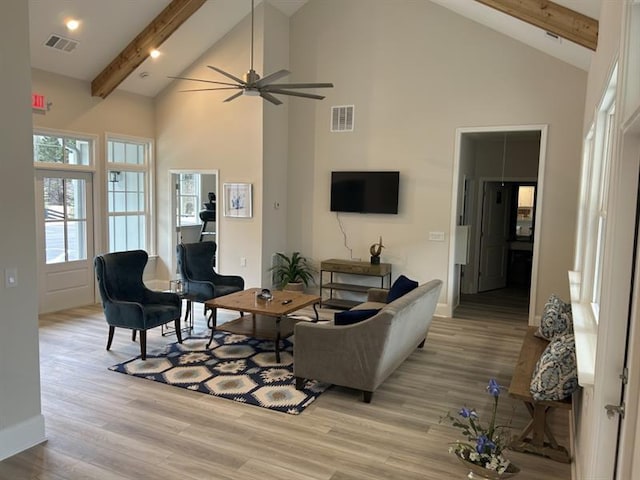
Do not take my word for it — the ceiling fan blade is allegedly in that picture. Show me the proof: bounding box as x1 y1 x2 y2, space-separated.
263 82 334 90
266 89 326 100
207 65 246 85
224 91 244 102
168 75 239 87
255 69 291 88
260 92 283 105
179 87 242 92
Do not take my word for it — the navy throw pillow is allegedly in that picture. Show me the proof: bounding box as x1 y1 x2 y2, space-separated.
386 275 419 303
334 309 380 326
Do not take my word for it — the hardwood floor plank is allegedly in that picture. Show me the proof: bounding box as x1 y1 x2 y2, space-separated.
0 295 571 480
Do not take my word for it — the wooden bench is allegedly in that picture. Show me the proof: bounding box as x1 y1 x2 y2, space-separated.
508 326 572 463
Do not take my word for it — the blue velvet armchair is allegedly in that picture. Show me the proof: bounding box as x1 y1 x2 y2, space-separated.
94 250 182 360
176 241 245 327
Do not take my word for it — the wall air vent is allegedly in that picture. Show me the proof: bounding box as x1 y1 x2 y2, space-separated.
44 34 79 53
331 105 355 132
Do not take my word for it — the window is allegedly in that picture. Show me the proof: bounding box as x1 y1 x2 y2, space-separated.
43 177 88 264
34 134 91 166
575 64 617 324
177 173 201 227
106 137 152 253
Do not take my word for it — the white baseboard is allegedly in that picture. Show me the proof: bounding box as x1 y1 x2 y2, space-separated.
435 302 451 318
0 414 46 461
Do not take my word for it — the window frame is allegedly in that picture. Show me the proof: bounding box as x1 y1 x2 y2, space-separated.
105 134 155 255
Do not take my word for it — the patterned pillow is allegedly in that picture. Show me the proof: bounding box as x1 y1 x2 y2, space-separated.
537 294 573 340
530 333 579 401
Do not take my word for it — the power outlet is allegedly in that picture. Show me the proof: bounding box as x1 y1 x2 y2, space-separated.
429 231 445 242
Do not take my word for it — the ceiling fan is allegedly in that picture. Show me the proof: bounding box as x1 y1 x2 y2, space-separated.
169 0 333 106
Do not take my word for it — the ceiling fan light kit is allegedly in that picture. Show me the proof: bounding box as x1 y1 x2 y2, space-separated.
170 0 333 106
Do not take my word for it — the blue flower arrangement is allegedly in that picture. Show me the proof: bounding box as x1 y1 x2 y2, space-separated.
441 379 515 475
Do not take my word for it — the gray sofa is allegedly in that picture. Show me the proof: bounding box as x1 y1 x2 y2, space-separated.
294 279 443 402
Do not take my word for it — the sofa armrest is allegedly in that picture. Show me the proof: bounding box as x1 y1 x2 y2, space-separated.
367 288 389 303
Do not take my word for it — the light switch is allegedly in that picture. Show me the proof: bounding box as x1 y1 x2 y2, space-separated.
5 268 17 288
429 231 445 242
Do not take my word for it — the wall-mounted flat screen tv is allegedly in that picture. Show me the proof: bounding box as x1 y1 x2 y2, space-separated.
330 171 399 214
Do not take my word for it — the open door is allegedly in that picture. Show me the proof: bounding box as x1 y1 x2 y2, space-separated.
478 182 510 292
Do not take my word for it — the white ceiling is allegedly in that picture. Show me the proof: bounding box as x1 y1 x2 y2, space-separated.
28 0 600 99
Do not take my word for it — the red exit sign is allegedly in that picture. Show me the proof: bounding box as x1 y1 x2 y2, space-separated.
32 93 46 111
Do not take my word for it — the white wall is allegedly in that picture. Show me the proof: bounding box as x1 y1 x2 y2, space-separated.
261 3 290 287
0 0 46 460
288 0 586 316
155 9 264 286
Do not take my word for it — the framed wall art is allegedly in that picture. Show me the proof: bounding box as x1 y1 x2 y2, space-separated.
223 183 252 218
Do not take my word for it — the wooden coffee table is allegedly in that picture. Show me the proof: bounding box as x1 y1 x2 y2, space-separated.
205 288 320 362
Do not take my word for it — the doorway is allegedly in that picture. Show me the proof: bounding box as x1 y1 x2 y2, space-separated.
448 126 546 322
169 169 219 277
34 170 95 313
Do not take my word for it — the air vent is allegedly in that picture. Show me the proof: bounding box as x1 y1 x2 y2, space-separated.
44 34 79 53
331 105 354 132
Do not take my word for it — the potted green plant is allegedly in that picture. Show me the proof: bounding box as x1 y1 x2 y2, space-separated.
270 252 316 291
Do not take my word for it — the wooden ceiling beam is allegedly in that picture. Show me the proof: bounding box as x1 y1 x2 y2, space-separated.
474 0 598 51
91 0 206 98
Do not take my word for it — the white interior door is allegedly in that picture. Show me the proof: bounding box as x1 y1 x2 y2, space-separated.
35 170 95 313
478 182 510 292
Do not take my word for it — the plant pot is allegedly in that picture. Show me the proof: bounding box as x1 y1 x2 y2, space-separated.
283 282 304 292
455 455 520 479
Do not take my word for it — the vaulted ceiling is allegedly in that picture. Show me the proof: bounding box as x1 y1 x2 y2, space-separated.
28 0 600 99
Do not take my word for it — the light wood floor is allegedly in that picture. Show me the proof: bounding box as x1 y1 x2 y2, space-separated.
0 300 571 480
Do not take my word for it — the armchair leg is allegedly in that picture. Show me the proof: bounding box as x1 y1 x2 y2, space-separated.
362 391 373 403
418 338 426 348
132 330 137 341
106 326 115 351
175 318 183 344
139 330 147 360
295 377 305 390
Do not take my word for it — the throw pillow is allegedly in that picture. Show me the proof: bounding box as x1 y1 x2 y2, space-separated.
537 294 573 341
334 308 380 326
530 333 579 402
386 275 419 303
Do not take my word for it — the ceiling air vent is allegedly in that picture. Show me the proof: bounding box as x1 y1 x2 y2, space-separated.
331 105 354 132
44 34 79 53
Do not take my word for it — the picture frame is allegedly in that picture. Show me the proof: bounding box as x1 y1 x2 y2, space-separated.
223 183 252 218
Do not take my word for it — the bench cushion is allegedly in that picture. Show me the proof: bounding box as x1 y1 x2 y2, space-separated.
530 333 579 401
537 294 573 340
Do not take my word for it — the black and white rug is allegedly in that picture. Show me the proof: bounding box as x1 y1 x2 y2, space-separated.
109 331 329 415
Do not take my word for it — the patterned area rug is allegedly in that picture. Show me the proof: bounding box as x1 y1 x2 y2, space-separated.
109 331 329 415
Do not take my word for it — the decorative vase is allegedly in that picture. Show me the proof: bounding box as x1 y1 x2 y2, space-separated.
455 455 520 480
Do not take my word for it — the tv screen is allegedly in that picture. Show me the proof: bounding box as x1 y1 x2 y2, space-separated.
330 171 399 214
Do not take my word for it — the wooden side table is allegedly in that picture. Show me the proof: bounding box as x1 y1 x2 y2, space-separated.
319 258 392 309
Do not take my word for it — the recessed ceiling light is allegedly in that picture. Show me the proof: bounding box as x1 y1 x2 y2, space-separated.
66 19 80 31
149 49 161 59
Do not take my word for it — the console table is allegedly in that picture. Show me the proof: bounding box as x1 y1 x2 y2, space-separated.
320 259 392 309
